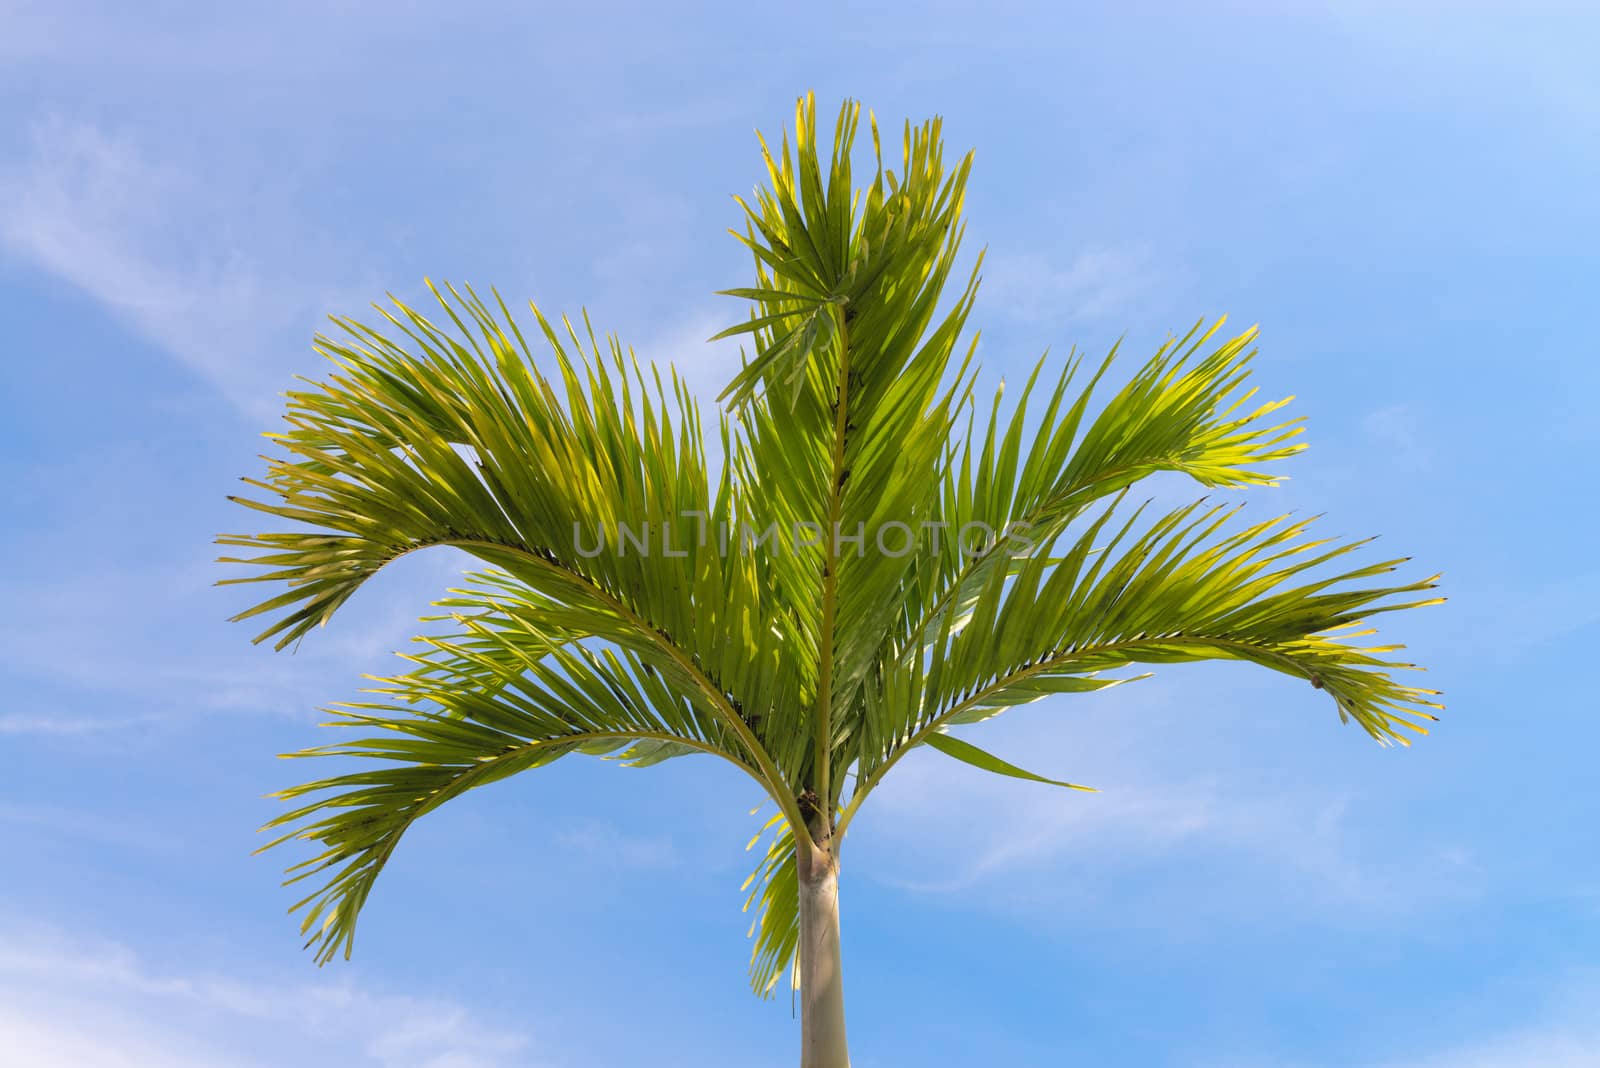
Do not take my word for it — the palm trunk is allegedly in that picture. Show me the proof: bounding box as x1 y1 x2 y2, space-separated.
797 830 850 1068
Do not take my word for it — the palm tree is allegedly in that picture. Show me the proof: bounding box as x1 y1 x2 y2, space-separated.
221 95 1442 1068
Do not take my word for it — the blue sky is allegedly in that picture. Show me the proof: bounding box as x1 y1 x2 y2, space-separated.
2 3 1598 1065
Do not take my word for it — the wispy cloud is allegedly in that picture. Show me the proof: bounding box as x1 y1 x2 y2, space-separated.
0 548 472 734
0 800 180 851
1421 567 1600 665
0 119 367 417
631 307 749 412
0 712 172 735
1379 1028 1600 1068
981 248 1155 326
1363 403 1434 472
847 684 1479 918
0 926 534 1068
556 819 678 869
1371 974 1600 1068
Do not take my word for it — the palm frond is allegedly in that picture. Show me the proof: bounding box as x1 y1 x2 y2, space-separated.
740 812 800 998
261 626 765 965
718 94 983 810
898 319 1304 664
221 283 814 843
225 95 1445 1000
839 496 1442 833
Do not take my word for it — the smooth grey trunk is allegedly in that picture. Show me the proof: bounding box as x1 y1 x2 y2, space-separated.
797 828 849 1068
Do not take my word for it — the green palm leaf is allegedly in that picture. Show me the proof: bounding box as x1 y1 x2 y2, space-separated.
261 631 760 964
223 93 1444 1047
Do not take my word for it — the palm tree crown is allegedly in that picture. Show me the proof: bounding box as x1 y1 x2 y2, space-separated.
221 94 1442 1061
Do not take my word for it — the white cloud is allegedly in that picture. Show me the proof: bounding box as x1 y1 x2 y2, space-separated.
0 539 476 735
631 307 750 413
0 712 171 735
0 119 368 418
845 682 1479 918
556 819 678 869
0 801 180 852
1363 403 1433 472
1379 1029 1599 1068
981 248 1153 326
1477 569 1600 657
860 763 1219 895
1369 975 1600 1068
0 928 534 1068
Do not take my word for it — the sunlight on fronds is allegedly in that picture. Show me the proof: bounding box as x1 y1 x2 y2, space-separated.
223 93 1443 995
